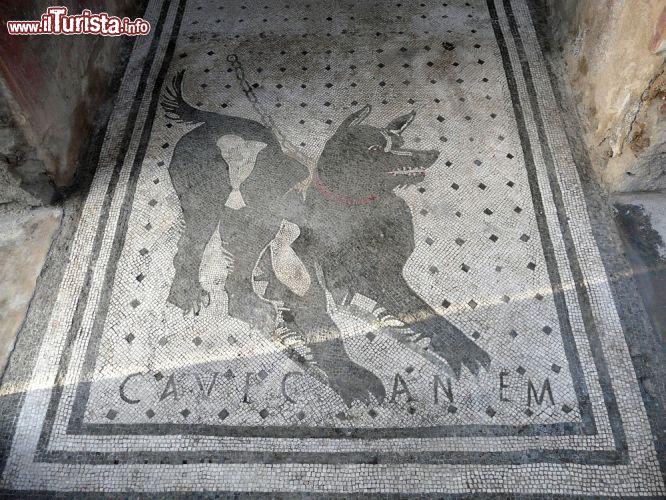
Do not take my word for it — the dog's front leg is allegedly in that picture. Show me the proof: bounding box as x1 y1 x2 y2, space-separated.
353 271 491 378
280 288 386 408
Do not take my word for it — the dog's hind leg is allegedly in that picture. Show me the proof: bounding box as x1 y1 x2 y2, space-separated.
280 286 386 408
168 146 229 315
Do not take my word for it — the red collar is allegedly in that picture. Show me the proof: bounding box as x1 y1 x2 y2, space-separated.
312 172 379 206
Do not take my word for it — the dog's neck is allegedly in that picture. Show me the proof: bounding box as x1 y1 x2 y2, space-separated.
312 169 380 206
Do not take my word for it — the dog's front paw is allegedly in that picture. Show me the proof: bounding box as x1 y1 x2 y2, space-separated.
424 317 491 377
167 272 210 316
309 339 386 407
326 361 386 408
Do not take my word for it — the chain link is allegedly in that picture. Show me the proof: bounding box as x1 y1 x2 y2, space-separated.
227 54 316 172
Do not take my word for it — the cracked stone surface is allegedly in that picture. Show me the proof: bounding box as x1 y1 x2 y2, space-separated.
0 207 61 374
0 0 663 496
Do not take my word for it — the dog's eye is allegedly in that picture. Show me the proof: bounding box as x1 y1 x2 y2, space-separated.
368 144 383 152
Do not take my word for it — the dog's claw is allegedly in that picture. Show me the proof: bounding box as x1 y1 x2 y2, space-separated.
201 290 211 307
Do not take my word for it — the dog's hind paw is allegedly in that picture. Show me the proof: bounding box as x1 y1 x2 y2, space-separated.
167 274 210 316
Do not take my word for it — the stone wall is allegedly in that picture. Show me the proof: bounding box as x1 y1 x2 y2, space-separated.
544 0 665 192
0 89 43 206
0 1 146 204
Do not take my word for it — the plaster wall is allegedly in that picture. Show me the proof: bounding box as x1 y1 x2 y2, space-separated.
545 0 665 192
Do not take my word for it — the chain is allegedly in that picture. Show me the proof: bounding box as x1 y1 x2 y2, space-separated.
227 54 316 174
227 54 320 372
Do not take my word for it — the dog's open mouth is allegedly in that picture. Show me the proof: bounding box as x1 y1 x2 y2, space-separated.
387 168 427 177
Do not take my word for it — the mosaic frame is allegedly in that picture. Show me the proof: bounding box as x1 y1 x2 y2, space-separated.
0 0 663 495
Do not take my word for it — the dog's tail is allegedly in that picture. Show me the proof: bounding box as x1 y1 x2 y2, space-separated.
161 70 207 125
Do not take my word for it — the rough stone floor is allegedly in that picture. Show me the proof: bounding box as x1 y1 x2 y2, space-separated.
0 0 663 496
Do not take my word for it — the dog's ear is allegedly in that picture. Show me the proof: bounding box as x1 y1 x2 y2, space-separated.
339 104 371 129
386 110 416 135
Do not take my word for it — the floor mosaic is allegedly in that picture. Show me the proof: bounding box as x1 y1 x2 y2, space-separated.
0 0 663 495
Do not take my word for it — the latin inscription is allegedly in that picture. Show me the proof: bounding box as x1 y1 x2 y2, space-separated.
119 371 559 412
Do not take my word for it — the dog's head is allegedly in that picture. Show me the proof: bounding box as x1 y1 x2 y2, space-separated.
319 105 439 193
